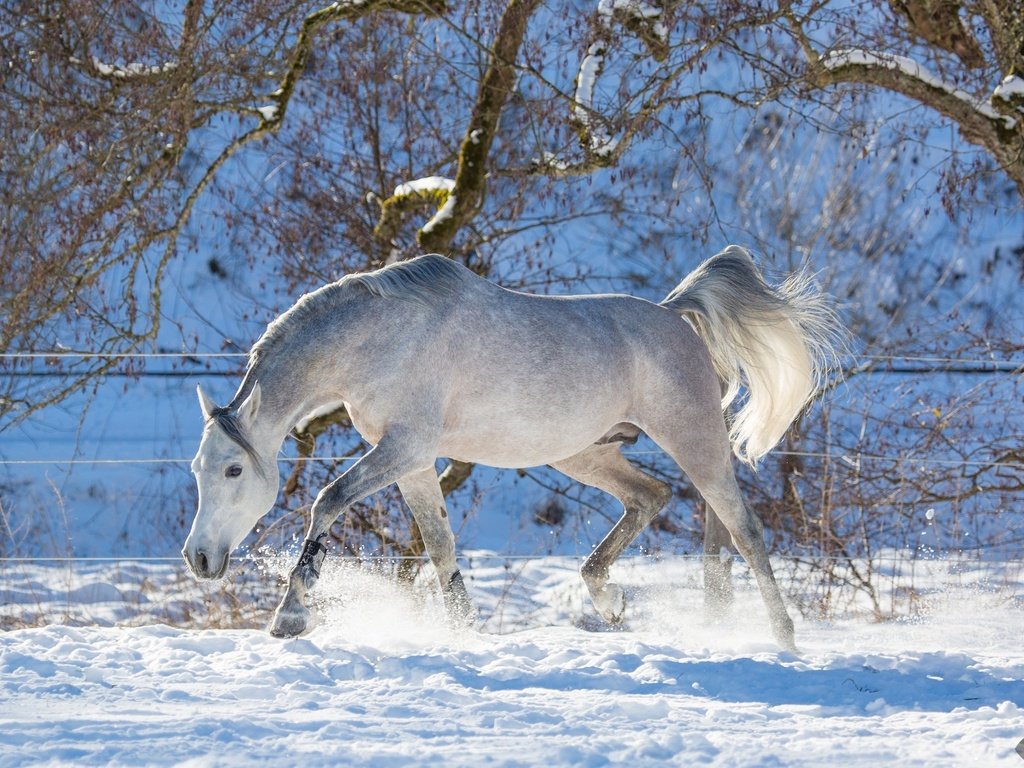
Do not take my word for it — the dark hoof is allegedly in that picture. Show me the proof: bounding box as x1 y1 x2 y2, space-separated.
269 606 311 638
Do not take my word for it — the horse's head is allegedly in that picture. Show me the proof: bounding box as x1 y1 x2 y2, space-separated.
182 383 279 580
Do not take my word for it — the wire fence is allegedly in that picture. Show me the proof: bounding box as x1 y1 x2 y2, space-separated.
2 448 1022 470
0 551 1017 564
2 351 1021 556
3 352 1023 375
4 354 1019 366
3 350 1020 631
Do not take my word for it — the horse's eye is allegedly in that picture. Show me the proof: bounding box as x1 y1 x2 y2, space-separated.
225 464 243 478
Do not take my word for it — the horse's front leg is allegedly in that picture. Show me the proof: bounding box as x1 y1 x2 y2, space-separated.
268 526 330 639
397 467 474 626
269 430 435 638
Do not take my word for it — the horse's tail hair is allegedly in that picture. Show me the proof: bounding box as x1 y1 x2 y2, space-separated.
660 246 845 466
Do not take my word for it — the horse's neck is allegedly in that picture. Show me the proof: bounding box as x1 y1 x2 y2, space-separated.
245 350 341 450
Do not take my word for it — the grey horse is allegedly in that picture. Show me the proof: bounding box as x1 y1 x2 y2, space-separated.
183 247 842 650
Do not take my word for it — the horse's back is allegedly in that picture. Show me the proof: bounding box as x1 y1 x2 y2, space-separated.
434 282 716 466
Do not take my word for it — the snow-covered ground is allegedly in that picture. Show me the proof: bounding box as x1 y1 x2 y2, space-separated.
2 554 1022 766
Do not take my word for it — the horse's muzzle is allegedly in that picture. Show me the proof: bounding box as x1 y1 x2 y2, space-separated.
182 544 230 580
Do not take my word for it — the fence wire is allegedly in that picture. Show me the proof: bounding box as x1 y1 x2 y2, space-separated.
2 448 1021 470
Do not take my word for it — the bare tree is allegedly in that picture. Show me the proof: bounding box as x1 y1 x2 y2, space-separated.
0 0 446 425
780 1 1024 198
3 0 1022 589
5 0 1021 422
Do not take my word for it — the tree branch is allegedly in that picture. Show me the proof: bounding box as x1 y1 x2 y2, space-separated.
815 49 1024 194
417 0 543 252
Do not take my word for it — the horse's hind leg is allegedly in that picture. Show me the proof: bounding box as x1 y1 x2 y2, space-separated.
396 468 474 625
703 508 734 621
647 418 796 650
551 443 672 624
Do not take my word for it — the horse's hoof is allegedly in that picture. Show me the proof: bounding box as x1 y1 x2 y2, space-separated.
776 627 798 653
269 606 310 638
772 613 797 652
443 571 476 627
592 583 626 625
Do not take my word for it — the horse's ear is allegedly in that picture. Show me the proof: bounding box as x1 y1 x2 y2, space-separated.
196 384 217 421
238 382 261 427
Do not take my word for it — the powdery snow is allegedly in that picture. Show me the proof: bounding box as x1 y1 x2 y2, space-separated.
1 556 1022 766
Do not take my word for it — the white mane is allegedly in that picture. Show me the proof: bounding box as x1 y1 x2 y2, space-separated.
249 255 468 365
340 254 470 303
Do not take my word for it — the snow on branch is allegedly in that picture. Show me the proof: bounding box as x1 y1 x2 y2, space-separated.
597 0 668 60
255 104 279 122
256 0 446 129
569 0 668 163
373 177 457 244
993 75 1024 113
84 56 178 80
598 0 663 25
573 43 618 158
393 176 456 197
820 49 1017 130
421 194 457 235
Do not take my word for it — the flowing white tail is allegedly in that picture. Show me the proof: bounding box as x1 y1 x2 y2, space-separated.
660 246 844 465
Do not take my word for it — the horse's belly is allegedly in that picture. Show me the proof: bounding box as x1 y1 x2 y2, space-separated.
442 437 595 468
439 413 615 468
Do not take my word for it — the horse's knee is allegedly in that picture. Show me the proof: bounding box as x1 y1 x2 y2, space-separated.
644 479 673 515
418 513 456 550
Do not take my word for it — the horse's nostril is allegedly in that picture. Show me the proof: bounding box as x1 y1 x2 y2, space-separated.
198 551 209 573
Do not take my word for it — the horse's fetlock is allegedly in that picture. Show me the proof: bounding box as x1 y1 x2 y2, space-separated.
299 566 318 591
295 534 328 588
442 570 475 626
774 614 797 653
581 560 608 589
